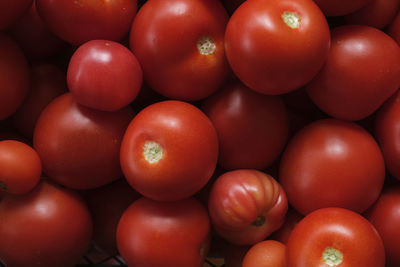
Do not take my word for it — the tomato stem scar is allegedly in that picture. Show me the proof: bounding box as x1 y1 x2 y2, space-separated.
197 35 216 55
251 215 266 227
322 247 343 266
281 11 301 29
143 141 163 164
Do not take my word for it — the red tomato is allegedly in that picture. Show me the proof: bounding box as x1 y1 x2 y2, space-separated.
0 33 30 120
270 208 303 244
225 0 330 95
33 93 134 189
242 240 286 267
9 0 67 60
0 140 41 195
67 40 142 111
279 119 385 215
306 25 400 121
36 0 137 45
0 0 32 29
84 179 140 255
344 0 400 29
388 11 400 46
312 0 370 16
375 90 400 180
120 100 218 201
12 63 67 139
129 0 229 100
202 81 289 170
208 169 288 245
365 186 400 267
116 197 210 267
0 181 93 267
286 207 385 267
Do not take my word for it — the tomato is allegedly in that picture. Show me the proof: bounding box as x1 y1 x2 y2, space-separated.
242 240 286 267
0 140 41 195
270 208 303 244
33 93 134 189
344 0 400 29
375 90 400 180
0 180 93 267
202 81 289 170
9 0 67 60
225 0 330 95
67 40 142 111
388 11 400 46
120 100 218 201
129 0 229 100
84 179 140 255
306 25 400 121
365 186 400 267
116 197 210 267
36 0 137 45
208 169 288 245
0 0 32 29
12 63 67 139
0 33 30 120
312 0 370 16
279 119 385 215
286 207 385 267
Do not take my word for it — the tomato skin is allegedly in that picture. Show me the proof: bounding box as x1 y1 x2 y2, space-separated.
280 119 385 215
120 100 218 201
33 93 134 189
0 181 93 267
375 90 400 180
9 0 66 60
116 197 211 267
208 169 288 245
84 179 140 255
129 0 229 100
12 63 67 139
242 240 286 267
0 0 32 30
202 82 289 170
365 186 400 267
225 0 330 95
312 0 370 16
67 40 142 111
286 207 385 267
0 140 41 195
0 33 30 120
388 11 400 46
36 0 137 45
307 25 400 121
344 0 400 29
270 208 303 244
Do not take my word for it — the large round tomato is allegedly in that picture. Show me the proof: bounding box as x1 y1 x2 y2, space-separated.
365 186 400 267
129 0 229 100
286 207 385 267
117 197 210 267
67 40 142 111
0 33 30 120
120 100 218 201
36 0 137 45
375 90 400 180
242 240 286 267
312 0 370 16
33 93 134 189
225 0 330 95
0 140 41 195
306 25 400 121
0 0 32 29
0 181 93 267
279 119 385 215
208 169 288 245
12 63 66 139
202 81 289 170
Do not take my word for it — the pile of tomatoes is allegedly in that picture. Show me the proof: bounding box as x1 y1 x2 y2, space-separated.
0 0 400 266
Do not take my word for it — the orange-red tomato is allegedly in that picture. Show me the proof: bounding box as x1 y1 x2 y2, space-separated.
242 240 286 267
